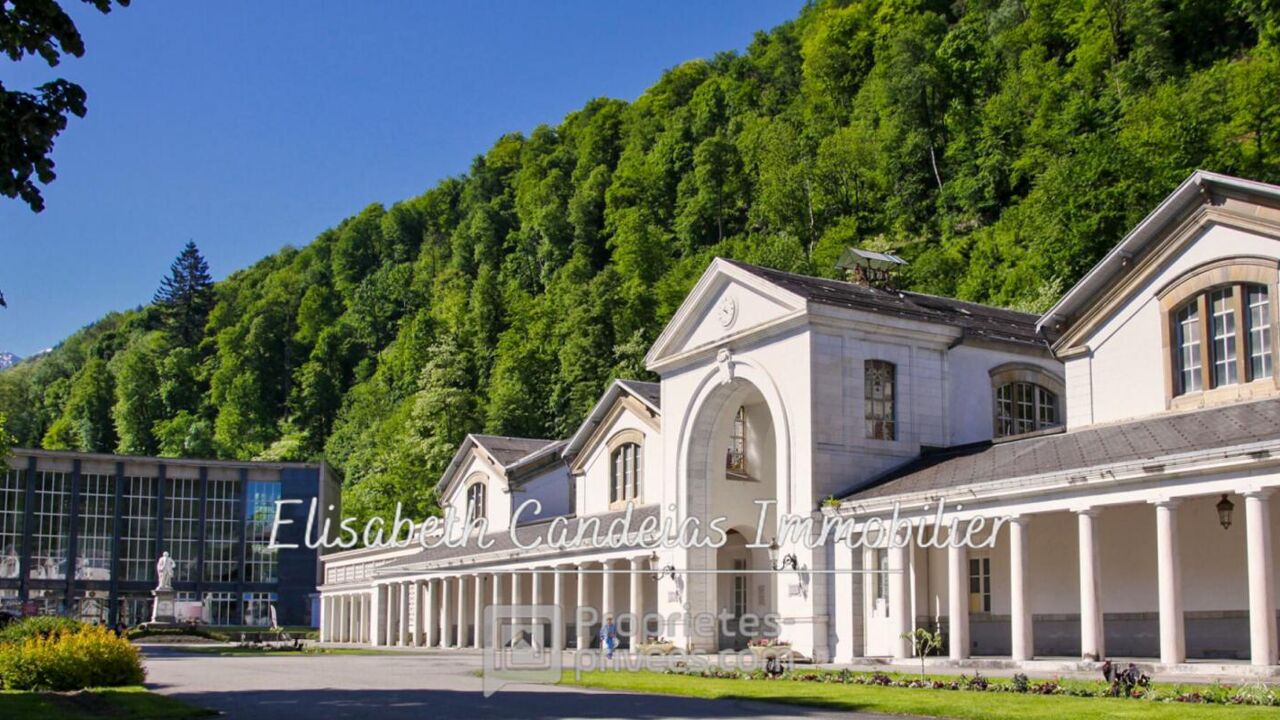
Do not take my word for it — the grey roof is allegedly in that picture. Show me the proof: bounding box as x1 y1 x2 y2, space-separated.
562 379 661 461
617 379 661 409
724 259 1051 348
471 435 560 466
1039 171 1280 336
378 504 661 571
845 399 1280 501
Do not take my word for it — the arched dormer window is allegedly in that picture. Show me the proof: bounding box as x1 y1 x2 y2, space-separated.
725 406 747 475
990 364 1064 439
610 442 641 504
465 481 486 523
1158 258 1279 405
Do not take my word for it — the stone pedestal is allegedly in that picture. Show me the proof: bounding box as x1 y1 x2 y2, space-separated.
151 588 177 624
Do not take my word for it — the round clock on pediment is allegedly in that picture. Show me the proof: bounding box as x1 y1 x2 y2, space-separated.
717 294 738 329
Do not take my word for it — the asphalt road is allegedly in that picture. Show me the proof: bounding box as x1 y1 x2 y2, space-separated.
141 646 913 720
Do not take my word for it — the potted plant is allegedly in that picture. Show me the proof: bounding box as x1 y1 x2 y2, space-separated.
748 637 793 660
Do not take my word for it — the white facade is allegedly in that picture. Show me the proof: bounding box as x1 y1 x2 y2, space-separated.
319 171 1280 672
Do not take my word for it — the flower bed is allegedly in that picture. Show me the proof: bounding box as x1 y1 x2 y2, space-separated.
662 667 1280 707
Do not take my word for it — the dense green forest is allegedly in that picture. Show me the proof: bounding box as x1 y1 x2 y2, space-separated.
3 0 1280 522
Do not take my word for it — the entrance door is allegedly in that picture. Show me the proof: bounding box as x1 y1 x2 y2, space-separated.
864 547 897 655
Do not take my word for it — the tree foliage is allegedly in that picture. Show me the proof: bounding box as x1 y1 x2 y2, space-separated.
4 0 1280 520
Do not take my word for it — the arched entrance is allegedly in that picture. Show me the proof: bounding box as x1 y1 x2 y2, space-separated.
680 366 789 652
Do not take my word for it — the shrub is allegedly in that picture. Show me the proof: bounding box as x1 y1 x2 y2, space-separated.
0 624 145 690
0 616 83 644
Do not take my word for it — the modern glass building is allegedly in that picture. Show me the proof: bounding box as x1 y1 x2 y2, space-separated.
0 449 339 627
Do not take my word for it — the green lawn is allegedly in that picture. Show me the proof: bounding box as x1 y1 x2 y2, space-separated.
0 686 214 720
565 671 1279 720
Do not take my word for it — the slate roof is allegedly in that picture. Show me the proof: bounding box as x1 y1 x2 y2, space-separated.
845 399 1280 501
617 379 661 409
471 435 560 466
724 259 1051 348
377 504 661 572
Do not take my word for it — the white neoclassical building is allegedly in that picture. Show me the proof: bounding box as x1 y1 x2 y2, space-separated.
319 170 1280 672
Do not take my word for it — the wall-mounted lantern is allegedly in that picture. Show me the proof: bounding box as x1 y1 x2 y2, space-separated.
767 537 798 572
648 551 675 581
1217 494 1235 530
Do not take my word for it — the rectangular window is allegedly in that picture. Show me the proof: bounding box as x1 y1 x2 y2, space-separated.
204 591 240 625
968 556 991 613
1248 285 1273 381
873 547 889 614
164 477 200 583
1175 301 1202 394
203 478 241 584
726 407 747 474
245 481 281 584
1210 287 1238 387
119 476 157 582
30 471 70 580
75 473 114 582
0 469 23 580
243 591 278 627
865 360 896 441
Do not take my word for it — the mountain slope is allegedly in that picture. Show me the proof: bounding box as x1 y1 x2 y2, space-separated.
2 0 1279 522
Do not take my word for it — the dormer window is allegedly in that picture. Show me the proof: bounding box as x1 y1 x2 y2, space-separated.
989 363 1064 439
1171 282 1273 396
726 406 747 474
465 482 486 523
611 442 641 503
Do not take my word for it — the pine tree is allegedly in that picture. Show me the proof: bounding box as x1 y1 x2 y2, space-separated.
154 241 214 345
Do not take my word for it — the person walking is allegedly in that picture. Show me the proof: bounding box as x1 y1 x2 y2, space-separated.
600 614 618 659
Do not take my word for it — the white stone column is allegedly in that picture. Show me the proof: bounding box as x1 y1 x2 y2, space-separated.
601 559 615 621
529 569 544 648
320 596 330 642
1077 508 1105 661
1246 490 1277 666
439 577 452 647
629 556 644 645
362 593 372 643
344 596 353 642
834 545 856 661
425 579 438 647
511 570 522 606
947 541 969 660
385 585 397 646
399 582 411 646
490 573 504 649
473 574 484 649
552 566 566 650
1009 515 1033 661
335 597 346 642
373 585 387 646
889 542 911 659
411 581 423 647
576 564 591 650
457 575 469 648
1153 499 1185 664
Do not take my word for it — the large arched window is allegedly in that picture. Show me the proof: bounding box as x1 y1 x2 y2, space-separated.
1158 258 1279 405
990 363 1064 439
610 442 641 503
1171 283 1272 395
465 482 486 523
725 406 747 474
865 360 896 441
994 382 1058 437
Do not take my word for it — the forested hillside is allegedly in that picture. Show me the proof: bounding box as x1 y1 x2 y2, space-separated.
3 0 1280 522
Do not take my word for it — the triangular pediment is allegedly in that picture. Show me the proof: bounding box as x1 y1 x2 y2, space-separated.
645 258 807 370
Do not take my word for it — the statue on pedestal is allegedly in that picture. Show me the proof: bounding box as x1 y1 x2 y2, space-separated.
151 550 178 624
155 551 175 590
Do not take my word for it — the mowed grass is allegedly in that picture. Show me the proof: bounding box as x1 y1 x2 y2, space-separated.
565 670 1280 720
0 686 214 720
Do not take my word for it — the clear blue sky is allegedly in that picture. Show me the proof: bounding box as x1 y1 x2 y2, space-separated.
0 1 803 357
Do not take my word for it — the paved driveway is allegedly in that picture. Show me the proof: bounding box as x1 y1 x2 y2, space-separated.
142 647 909 720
